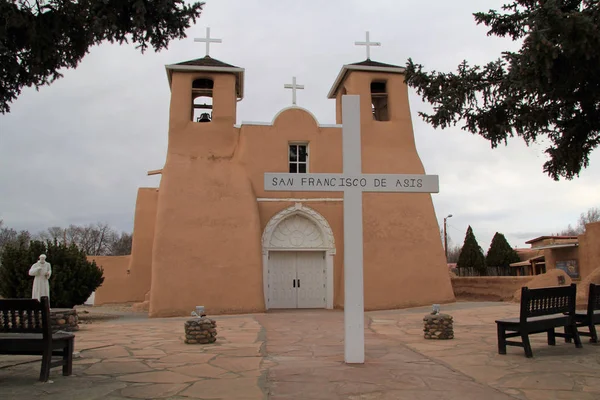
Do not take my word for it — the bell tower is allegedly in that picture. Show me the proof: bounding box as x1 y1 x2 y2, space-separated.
149 28 264 317
326 32 454 310
164 27 244 158
327 31 419 174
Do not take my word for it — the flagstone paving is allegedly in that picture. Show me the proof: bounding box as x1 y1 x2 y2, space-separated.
0 302 599 399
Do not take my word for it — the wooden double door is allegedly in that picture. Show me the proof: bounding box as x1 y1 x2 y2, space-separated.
268 251 326 309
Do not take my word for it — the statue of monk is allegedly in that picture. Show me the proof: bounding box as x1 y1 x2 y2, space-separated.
29 254 52 306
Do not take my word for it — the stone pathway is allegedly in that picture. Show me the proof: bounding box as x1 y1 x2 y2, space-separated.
0 316 267 400
0 302 599 399
369 303 600 400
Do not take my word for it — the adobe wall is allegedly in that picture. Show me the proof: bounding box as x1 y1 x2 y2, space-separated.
451 277 534 301
148 71 264 317
89 256 134 305
579 221 600 279
127 187 158 301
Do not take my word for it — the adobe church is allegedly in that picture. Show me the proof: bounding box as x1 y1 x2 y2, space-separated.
94 30 455 317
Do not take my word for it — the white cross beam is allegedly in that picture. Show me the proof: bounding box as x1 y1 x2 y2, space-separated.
355 31 381 60
284 77 304 106
194 27 222 57
264 95 439 364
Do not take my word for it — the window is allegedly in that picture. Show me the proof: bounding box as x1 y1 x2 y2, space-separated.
371 81 389 121
192 78 214 122
289 143 308 173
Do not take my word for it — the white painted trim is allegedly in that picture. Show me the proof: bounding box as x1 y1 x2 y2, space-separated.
165 65 244 73
262 203 336 310
257 198 343 202
288 142 309 173
239 106 342 129
164 64 245 98
239 121 272 126
272 106 319 125
327 64 406 99
320 124 343 128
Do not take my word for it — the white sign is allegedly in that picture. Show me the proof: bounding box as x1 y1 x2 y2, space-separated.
264 173 439 193
263 95 439 364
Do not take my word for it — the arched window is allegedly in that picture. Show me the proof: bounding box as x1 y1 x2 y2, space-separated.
371 81 389 121
192 79 214 123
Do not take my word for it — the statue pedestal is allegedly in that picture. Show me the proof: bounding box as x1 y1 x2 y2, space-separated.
50 309 79 333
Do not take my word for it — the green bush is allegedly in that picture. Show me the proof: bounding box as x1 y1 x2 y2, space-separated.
0 240 104 308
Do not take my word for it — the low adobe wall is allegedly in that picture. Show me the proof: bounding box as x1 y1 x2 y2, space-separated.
89 256 135 305
579 221 600 280
451 276 534 301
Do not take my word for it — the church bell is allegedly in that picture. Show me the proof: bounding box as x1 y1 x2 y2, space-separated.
197 113 212 123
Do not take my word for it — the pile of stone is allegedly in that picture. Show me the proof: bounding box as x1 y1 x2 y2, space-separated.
50 309 79 333
184 317 217 344
423 313 453 340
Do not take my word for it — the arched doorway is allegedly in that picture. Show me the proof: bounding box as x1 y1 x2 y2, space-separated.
262 203 336 309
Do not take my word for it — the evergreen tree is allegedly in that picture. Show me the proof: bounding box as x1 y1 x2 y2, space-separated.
457 226 486 275
404 0 600 180
1 0 205 113
486 232 520 268
0 240 104 308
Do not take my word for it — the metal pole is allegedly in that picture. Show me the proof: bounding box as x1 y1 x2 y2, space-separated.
444 217 448 261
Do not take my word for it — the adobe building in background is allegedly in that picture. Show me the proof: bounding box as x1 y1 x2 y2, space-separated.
95 32 455 317
509 223 600 280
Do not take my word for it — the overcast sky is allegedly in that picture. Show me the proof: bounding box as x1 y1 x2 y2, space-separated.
1 0 598 251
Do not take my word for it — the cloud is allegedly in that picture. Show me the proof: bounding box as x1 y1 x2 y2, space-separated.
1 0 598 250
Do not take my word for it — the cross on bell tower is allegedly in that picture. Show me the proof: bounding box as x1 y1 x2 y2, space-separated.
355 31 381 60
194 27 222 56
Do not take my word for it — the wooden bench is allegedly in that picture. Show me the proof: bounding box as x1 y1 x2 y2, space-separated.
496 284 582 357
566 283 600 343
0 296 75 382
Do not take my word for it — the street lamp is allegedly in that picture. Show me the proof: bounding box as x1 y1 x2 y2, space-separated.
444 214 453 261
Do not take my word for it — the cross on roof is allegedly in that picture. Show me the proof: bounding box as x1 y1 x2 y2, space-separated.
355 31 381 60
284 77 304 105
194 27 222 57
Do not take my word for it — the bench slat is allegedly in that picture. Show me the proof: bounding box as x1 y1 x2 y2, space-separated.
0 297 74 382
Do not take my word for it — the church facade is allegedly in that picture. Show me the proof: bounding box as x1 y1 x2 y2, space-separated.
116 44 455 317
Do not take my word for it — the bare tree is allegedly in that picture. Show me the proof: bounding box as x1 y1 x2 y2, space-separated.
0 220 31 258
0 220 17 249
447 245 462 263
36 226 67 243
110 232 133 256
439 227 462 263
579 207 600 228
560 207 600 235
16 221 131 256
68 223 117 256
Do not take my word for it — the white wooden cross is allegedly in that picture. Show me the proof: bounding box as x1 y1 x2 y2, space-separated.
284 77 305 105
355 31 381 60
194 27 222 56
264 95 440 364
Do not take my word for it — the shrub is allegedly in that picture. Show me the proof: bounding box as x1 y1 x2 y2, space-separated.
0 240 104 308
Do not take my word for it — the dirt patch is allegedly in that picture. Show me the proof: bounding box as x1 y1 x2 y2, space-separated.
75 303 145 324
